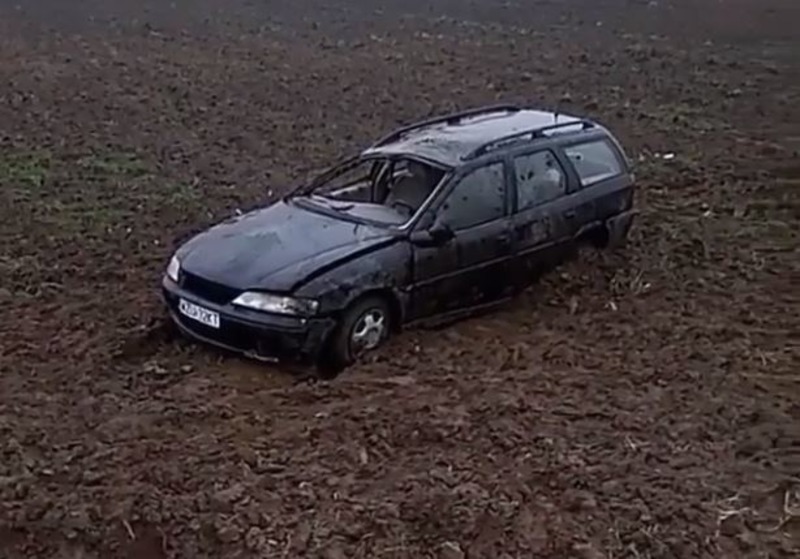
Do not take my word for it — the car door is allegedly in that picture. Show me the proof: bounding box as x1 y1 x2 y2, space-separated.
407 160 514 320
508 148 574 286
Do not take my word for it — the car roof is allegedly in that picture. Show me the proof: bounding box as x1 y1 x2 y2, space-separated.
362 106 597 167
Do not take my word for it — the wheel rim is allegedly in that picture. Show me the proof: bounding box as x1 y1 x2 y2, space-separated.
350 309 387 353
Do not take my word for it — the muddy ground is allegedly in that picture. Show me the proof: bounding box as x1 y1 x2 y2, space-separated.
0 0 798 558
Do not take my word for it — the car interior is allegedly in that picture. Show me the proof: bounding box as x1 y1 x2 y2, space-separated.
516 151 565 205
315 157 446 223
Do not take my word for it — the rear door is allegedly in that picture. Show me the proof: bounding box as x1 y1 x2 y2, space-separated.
408 160 514 319
507 148 574 286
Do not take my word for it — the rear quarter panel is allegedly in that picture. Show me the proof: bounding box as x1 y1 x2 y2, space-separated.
599 129 635 219
591 174 634 221
561 129 635 223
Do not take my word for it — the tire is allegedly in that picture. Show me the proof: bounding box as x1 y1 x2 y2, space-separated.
589 225 610 249
317 295 392 376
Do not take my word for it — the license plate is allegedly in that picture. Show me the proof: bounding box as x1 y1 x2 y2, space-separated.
179 298 220 329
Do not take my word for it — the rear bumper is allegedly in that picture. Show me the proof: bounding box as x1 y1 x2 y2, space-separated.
162 276 336 363
606 208 636 246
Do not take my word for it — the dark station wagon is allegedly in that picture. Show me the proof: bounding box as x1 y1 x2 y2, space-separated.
162 104 636 374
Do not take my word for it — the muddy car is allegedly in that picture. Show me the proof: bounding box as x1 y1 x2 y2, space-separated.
162 104 635 372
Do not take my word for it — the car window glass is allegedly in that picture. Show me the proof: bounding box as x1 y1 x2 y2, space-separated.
513 150 566 211
439 162 505 230
319 159 378 195
564 140 623 187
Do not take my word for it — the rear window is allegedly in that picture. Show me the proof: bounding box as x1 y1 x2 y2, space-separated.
564 140 623 187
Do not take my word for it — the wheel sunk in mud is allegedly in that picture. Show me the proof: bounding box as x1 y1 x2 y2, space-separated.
318 295 393 377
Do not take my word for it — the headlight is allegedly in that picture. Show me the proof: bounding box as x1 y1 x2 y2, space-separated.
166 255 181 283
232 292 319 316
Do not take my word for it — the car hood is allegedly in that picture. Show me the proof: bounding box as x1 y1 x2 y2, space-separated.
178 200 396 292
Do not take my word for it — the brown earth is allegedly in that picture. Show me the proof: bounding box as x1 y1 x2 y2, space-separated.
0 0 798 558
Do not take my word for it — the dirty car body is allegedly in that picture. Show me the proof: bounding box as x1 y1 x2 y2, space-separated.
162 104 636 371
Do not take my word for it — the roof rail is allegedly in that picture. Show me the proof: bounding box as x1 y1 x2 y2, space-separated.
464 119 595 160
371 104 521 148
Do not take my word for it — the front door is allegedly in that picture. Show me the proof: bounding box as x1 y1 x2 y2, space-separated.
408 160 514 320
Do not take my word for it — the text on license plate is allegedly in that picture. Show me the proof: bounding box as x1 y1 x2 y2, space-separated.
179 298 220 329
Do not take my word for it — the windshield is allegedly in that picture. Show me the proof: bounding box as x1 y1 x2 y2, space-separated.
290 156 447 227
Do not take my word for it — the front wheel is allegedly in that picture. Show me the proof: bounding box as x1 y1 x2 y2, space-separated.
318 296 392 376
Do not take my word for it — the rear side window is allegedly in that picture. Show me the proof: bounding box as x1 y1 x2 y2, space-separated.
564 140 623 187
513 150 567 211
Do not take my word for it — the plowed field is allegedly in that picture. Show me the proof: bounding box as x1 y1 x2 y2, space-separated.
0 1 798 557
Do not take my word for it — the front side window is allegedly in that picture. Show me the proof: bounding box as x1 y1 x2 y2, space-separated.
438 162 506 230
513 150 567 211
564 140 623 187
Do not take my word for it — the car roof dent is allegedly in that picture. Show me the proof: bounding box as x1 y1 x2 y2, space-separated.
363 109 587 166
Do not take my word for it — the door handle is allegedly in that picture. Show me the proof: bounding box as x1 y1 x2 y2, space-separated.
563 210 577 219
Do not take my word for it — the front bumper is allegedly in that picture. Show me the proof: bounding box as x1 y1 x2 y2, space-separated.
161 276 336 363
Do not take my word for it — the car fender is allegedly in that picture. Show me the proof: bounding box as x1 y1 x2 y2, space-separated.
293 241 412 321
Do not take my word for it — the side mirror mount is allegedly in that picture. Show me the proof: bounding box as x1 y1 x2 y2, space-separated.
409 221 454 248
